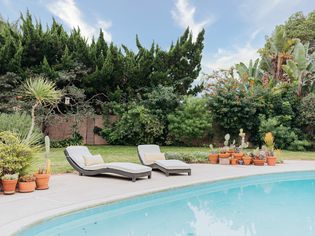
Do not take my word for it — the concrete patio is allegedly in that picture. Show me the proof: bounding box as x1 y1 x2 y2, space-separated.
1 160 315 235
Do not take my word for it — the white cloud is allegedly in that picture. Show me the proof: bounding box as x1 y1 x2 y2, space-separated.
47 0 112 42
205 42 259 71
171 0 215 41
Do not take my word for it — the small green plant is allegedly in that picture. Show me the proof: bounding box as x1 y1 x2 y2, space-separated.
19 174 36 182
1 173 19 180
209 144 218 154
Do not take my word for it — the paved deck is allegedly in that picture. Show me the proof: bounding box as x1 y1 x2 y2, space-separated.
1 160 315 235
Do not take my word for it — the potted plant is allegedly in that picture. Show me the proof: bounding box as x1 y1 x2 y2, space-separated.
208 144 219 164
230 157 238 165
1 174 19 194
252 148 266 166
242 153 252 165
18 174 36 193
264 132 277 166
233 147 244 160
35 136 52 190
234 129 249 160
219 146 230 165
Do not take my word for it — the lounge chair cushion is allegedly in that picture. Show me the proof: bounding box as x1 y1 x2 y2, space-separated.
83 154 104 166
66 146 92 168
84 163 151 174
107 162 152 174
143 152 166 165
155 160 190 170
138 145 161 164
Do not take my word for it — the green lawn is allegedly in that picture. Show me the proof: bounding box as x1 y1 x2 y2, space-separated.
30 145 315 174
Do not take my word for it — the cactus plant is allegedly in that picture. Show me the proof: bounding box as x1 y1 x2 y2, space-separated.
239 128 249 150
209 144 218 154
224 133 230 146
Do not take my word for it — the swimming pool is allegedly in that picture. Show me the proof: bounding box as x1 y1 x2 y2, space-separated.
19 171 315 236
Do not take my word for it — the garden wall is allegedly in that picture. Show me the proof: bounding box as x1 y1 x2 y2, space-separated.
45 115 117 145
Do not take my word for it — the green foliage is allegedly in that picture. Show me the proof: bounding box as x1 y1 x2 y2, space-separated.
0 131 33 176
168 97 212 145
102 105 163 145
207 73 270 143
0 112 42 140
299 93 315 138
165 152 209 163
50 132 83 148
258 115 310 150
284 11 315 43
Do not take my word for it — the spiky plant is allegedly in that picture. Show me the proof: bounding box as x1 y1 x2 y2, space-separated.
23 77 62 142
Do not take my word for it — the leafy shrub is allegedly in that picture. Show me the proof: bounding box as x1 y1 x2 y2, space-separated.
299 93 315 137
0 131 33 176
102 105 163 145
0 112 42 141
168 97 212 145
165 152 209 163
259 115 310 150
51 132 83 148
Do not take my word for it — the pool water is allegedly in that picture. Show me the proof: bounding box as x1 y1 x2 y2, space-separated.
19 172 315 236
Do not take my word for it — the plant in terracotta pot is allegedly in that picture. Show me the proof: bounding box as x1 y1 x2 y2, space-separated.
233 147 244 161
264 132 277 166
242 153 252 165
35 136 51 190
253 148 266 166
208 144 219 164
18 174 36 193
1 174 19 195
219 146 230 165
230 157 238 165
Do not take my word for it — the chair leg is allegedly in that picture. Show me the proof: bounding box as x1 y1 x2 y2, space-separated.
188 170 191 176
132 177 136 182
79 173 83 176
148 174 151 179
165 172 170 177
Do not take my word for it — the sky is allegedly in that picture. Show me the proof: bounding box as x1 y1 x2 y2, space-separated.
1 0 315 73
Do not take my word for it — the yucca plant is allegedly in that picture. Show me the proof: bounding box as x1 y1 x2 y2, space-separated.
264 132 275 155
23 76 62 142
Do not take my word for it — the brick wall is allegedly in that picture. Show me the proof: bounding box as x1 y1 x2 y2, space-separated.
46 115 117 145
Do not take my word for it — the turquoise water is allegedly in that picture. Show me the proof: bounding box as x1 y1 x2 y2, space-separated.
19 172 315 236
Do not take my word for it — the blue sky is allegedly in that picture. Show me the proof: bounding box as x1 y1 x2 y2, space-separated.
1 0 315 72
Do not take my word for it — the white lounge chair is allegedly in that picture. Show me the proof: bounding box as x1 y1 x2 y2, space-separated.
64 146 152 182
137 144 191 176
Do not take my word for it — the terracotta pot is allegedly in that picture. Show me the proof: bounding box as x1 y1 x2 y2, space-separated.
209 154 219 164
267 156 277 166
19 181 36 193
253 159 265 166
219 153 230 158
219 157 230 165
2 179 18 194
34 174 50 190
233 152 244 160
227 150 235 154
230 158 237 165
243 157 252 165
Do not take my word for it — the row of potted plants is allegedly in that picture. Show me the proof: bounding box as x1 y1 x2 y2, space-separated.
1 160 51 195
209 130 277 166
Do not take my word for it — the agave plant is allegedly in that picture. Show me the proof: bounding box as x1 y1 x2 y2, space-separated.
282 42 315 96
23 76 62 142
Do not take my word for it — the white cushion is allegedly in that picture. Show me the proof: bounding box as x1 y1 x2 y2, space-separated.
138 145 161 164
66 146 92 168
155 160 190 170
143 153 165 165
84 163 151 174
84 163 109 170
107 162 152 174
83 154 104 166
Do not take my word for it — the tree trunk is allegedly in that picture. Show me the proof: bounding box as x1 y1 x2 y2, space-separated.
26 101 39 142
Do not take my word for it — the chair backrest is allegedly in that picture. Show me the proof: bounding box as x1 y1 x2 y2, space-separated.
65 146 92 168
137 145 161 164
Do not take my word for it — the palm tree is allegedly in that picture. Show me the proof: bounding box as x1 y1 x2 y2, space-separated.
23 76 62 141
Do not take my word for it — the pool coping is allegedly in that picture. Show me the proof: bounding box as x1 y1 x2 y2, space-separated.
2 161 315 235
